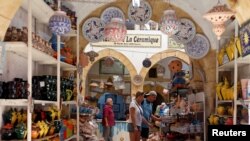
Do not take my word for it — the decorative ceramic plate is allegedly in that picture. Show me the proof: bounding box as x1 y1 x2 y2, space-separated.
185 34 210 59
133 75 143 86
128 1 152 25
173 18 196 44
239 20 250 57
82 17 105 42
101 7 125 25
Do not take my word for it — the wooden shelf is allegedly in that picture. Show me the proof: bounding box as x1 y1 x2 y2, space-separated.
4 42 76 70
62 100 77 105
236 99 250 105
0 99 28 106
1 133 59 141
33 133 59 141
217 100 233 104
218 54 250 71
34 100 57 105
21 0 54 24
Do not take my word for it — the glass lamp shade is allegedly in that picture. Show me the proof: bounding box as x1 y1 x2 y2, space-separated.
104 18 127 42
49 11 71 35
160 9 180 36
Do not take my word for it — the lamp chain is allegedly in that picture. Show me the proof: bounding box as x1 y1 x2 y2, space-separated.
58 0 61 10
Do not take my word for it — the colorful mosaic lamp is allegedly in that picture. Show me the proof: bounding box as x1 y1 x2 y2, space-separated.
160 9 180 36
203 0 234 40
49 0 71 35
104 18 127 42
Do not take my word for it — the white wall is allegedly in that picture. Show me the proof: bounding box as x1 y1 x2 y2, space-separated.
10 7 51 41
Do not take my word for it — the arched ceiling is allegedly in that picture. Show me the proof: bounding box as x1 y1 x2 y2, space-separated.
64 0 235 49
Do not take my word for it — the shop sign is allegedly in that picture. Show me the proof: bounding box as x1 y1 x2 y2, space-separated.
168 37 185 49
91 34 161 48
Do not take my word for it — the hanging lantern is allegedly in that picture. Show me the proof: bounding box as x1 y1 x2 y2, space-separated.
49 11 71 35
142 58 152 68
104 18 127 42
203 0 234 40
160 9 180 36
104 56 115 67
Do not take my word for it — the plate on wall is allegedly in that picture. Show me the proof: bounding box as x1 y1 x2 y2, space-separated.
173 18 196 44
101 7 125 25
133 75 143 86
82 17 105 42
128 1 152 25
185 34 210 59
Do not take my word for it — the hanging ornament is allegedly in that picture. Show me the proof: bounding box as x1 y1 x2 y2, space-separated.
104 18 127 42
86 50 99 63
142 58 152 68
49 10 71 35
203 0 234 40
104 56 115 67
160 9 180 36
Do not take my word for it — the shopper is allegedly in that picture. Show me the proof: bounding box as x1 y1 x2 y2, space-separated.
127 91 145 141
141 90 162 141
102 98 115 141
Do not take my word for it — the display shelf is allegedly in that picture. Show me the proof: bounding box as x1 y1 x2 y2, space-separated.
1 133 59 141
218 54 250 71
21 0 54 24
64 134 77 141
33 133 59 141
4 42 76 70
217 100 233 104
0 99 28 106
34 100 57 105
236 99 250 105
62 100 77 105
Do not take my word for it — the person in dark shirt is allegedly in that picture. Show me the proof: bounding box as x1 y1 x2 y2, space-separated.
102 98 115 141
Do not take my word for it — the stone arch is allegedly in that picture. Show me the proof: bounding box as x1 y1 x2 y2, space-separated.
81 48 138 97
0 0 23 41
138 50 190 91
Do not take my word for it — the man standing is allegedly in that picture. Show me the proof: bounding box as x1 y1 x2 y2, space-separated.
102 98 115 141
141 91 162 141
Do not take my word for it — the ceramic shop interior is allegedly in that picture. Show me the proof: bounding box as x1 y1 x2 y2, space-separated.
1 0 250 141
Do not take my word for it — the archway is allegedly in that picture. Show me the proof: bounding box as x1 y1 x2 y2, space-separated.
81 48 138 98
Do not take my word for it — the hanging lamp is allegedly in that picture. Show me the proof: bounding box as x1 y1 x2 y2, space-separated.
104 18 127 42
160 0 180 36
203 0 234 40
49 0 71 35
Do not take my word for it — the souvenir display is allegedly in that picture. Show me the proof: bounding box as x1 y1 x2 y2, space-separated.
82 17 105 42
173 18 196 44
185 34 210 59
101 7 125 25
239 20 250 57
128 1 152 25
